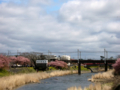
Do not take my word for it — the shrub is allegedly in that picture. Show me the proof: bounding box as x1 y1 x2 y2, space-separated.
112 58 120 75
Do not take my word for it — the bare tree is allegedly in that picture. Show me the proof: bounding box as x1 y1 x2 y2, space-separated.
100 56 104 60
18 52 46 69
117 55 120 58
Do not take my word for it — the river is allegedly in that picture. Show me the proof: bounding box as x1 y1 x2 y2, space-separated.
16 73 96 90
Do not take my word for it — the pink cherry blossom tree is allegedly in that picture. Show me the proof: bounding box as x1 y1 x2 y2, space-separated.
0 54 10 69
9 56 17 66
9 56 31 67
112 58 120 74
0 55 31 69
48 60 68 69
17 56 31 66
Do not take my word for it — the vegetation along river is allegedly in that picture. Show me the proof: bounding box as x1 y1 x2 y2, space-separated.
15 73 96 90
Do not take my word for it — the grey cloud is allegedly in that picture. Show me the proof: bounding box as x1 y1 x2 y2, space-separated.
0 0 120 59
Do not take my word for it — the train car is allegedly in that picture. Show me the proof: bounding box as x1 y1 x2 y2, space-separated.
36 60 48 70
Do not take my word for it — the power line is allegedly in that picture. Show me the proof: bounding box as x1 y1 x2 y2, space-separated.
1 51 120 53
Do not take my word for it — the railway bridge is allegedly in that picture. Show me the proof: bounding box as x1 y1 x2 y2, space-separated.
61 60 115 75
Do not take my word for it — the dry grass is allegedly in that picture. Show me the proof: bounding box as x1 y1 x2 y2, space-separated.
88 70 114 82
68 70 115 90
67 83 112 90
0 70 78 90
0 69 114 90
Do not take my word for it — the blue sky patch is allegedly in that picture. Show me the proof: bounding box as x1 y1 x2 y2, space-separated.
46 0 69 14
0 0 28 5
0 0 68 13
0 0 9 3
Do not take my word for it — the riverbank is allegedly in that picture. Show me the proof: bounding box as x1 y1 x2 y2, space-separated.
0 66 106 90
0 70 91 90
67 69 116 90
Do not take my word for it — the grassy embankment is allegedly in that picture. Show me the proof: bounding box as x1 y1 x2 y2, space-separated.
0 65 90 77
0 66 92 90
0 69 78 90
0 65 96 77
67 69 119 90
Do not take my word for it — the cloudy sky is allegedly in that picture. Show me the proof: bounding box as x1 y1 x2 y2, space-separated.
0 0 120 59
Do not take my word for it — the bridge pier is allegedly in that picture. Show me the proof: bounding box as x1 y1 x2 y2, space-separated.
78 62 81 75
105 62 108 71
87 67 93 72
78 61 109 75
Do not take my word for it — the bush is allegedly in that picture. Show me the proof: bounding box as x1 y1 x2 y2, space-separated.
112 58 120 75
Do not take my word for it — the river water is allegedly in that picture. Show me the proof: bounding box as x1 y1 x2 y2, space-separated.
16 73 96 90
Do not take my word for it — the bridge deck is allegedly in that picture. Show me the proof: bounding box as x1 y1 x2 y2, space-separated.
61 60 115 63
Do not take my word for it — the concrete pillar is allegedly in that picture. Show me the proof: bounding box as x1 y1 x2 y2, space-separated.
78 62 81 75
105 62 108 71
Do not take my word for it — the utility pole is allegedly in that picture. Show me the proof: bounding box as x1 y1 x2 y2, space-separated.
77 49 79 62
8 50 10 56
78 49 81 75
106 51 108 60
17 50 19 56
48 50 50 61
80 51 81 60
104 49 106 63
104 49 108 71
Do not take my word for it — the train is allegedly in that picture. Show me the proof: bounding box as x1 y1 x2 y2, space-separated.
36 60 48 70
83 63 113 69
35 55 71 70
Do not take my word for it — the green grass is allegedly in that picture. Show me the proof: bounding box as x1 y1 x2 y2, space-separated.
70 66 89 71
0 67 36 77
0 66 89 77
70 66 77 70
17 67 36 73
89 66 99 68
0 69 10 77
81 66 89 71
48 66 57 70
